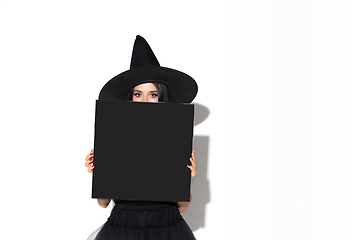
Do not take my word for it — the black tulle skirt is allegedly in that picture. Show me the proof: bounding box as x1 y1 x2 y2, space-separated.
88 201 196 240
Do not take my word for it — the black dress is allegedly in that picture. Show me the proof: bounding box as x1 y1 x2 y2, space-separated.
88 200 196 240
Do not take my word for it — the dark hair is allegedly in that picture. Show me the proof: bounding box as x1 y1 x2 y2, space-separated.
127 82 170 102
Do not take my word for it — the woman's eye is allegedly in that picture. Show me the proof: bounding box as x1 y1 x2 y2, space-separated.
150 93 158 98
134 93 141 97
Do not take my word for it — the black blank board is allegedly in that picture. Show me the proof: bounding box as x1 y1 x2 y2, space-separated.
92 100 194 202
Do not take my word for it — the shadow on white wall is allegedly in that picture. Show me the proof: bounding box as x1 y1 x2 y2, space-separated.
182 103 210 231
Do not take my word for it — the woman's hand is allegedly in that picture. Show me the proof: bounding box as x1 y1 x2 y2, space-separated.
177 193 192 213
187 150 197 178
85 149 95 173
85 150 111 208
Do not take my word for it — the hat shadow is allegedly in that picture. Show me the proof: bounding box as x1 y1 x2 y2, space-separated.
182 103 211 232
193 103 209 126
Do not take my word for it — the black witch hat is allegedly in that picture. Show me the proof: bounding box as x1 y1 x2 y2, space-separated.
98 35 198 103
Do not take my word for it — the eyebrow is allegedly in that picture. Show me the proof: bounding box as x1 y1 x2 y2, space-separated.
133 90 158 93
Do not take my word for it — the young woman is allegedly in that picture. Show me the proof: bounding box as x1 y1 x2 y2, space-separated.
85 36 198 240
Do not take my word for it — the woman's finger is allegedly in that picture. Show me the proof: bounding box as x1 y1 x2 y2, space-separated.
85 150 94 166
189 156 195 164
190 151 196 165
187 150 197 177
85 150 95 173
85 158 93 167
85 154 94 161
187 164 196 177
85 149 94 160
87 163 94 173
189 156 196 169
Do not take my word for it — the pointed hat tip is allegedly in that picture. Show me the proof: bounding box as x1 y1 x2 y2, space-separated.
130 35 160 68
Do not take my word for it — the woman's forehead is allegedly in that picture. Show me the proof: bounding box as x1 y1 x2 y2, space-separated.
134 83 157 91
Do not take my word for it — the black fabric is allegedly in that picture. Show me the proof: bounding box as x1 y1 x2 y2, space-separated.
92 201 196 240
113 200 177 206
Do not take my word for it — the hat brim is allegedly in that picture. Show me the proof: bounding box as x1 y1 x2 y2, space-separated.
98 66 198 103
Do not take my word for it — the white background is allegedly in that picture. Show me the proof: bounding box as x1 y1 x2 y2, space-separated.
0 0 359 239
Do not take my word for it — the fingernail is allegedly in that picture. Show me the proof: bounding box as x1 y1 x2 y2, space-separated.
90 153 93 155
